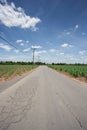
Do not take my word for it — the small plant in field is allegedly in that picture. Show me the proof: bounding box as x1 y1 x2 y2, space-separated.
0 65 38 80
72 71 78 78
49 65 87 79
55 67 58 70
59 68 62 71
85 73 87 79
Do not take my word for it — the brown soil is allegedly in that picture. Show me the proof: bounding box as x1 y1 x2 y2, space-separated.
0 77 5 82
54 69 87 83
0 69 34 83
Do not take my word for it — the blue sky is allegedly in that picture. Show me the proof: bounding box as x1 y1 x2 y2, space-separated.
0 0 87 63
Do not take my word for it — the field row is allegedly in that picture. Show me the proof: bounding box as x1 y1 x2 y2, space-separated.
0 65 37 81
49 65 87 78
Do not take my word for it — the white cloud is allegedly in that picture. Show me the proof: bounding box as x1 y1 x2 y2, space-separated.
0 43 11 51
31 45 42 49
79 50 86 55
61 43 68 48
66 31 71 35
16 40 24 46
59 52 64 55
61 43 73 48
82 32 86 36
74 24 79 32
0 55 32 62
49 49 56 53
75 24 79 29
11 2 15 9
23 48 30 52
0 56 15 60
14 49 19 53
16 40 30 44
20 43 24 46
58 24 79 38
35 50 47 56
16 40 23 43
26 40 29 43
0 0 41 30
56 52 64 56
16 40 29 45
38 50 47 54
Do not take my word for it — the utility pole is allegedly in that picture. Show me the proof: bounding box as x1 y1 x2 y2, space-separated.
38 55 40 62
31 45 41 67
31 46 37 67
32 48 36 64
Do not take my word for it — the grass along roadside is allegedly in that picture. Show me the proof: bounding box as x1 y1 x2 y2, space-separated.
48 65 87 83
0 65 38 82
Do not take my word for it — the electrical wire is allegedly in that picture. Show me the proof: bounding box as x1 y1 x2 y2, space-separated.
0 35 29 56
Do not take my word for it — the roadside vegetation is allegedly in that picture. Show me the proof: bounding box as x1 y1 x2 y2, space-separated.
0 61 42 81
48 64 87 80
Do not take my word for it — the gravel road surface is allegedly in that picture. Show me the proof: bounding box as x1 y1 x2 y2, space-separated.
0 66 87 130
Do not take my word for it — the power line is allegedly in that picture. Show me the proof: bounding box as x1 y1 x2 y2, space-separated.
0 35 28 56
0 35 18 50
